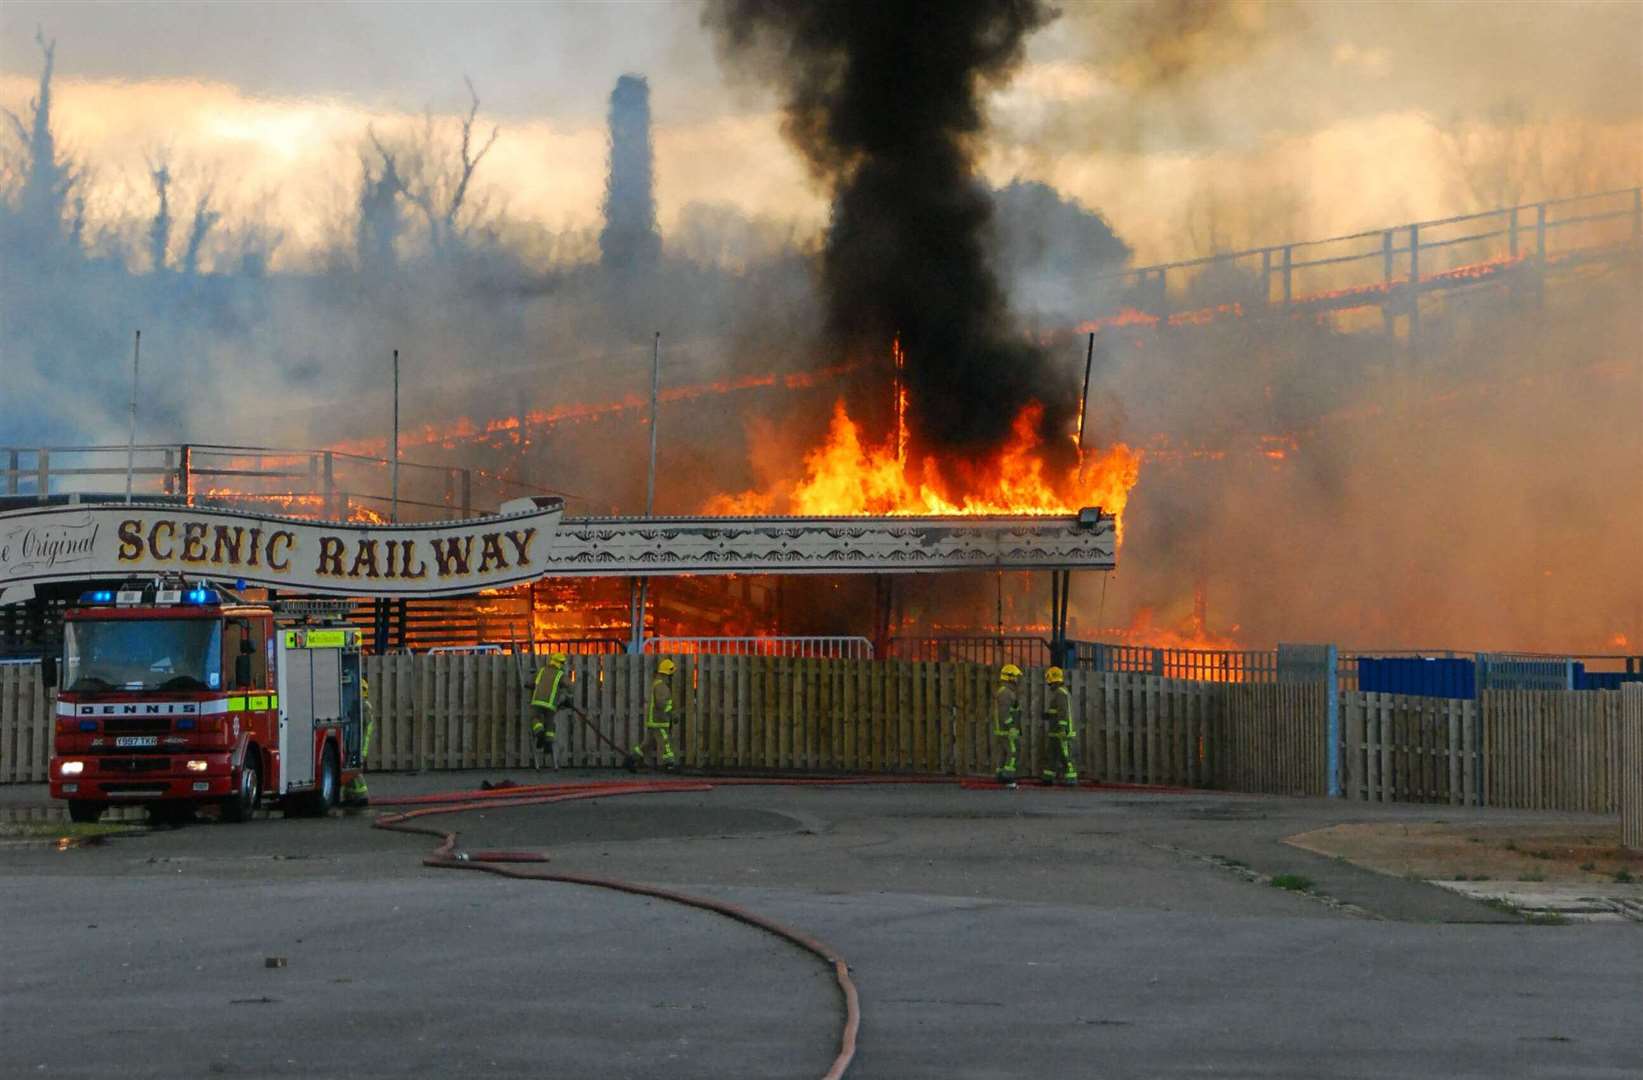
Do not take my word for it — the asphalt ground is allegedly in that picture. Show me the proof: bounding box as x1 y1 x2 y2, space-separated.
3 773 1640 1079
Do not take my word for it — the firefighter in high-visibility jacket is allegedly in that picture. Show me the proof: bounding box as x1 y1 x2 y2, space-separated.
993 664 1023 787
529 652 569 768
342 675 374 805
1041 666 1078 786
626 658 679 772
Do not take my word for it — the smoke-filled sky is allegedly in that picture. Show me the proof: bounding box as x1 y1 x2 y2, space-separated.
4 0 1639 264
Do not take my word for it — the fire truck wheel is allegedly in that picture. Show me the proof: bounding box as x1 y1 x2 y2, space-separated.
221 751 262 823
302 745 341 817
66 800 106 824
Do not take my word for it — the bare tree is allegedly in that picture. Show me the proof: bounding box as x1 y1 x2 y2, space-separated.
394 78 501 253
182 189 221 276
2 30 82 251
357 127 406 272
147 156 172 271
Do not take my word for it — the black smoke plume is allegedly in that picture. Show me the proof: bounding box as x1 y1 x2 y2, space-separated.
705 0 1064 455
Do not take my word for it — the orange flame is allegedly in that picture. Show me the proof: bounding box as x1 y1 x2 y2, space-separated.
198 488 388 524
704 397 1141 538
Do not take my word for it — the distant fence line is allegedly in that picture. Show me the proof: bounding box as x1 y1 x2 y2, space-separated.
5 655 1637 847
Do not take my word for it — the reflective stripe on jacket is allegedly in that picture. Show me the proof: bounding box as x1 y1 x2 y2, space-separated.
532 665 566 709
647 677 674 729
993 683 1020 736
1045 685 1074 737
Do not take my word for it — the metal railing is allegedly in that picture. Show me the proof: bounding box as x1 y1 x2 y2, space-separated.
886 636 1052 668
642 636 875 659
1 442 571 523
1088 186 1642 330
1071 641 1278 683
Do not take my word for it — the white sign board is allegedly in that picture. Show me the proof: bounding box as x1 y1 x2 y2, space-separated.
0 501 563 600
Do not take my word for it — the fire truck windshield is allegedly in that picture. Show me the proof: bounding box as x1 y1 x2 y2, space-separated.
64 619 224 693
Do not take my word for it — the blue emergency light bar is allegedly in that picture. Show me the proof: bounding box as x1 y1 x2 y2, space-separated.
79 590 116 604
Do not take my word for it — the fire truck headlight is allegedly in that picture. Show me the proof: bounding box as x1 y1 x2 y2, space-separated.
186 760 209 773
60 761 84 776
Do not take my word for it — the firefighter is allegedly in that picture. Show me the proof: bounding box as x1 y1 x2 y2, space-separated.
1041 666 1078 786
529 652 570 769
993 663 1023 787
626 658 679 772
342 675 374 806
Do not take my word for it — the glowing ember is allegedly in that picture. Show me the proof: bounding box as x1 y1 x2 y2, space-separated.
329 361 861 457
704 396 1141 536
198 488 388 524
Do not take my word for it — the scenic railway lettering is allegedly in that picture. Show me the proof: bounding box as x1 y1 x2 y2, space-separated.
113 517 538 579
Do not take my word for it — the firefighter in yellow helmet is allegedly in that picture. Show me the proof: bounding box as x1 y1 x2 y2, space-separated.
627 657 679 772
992 664 1023 788
1041 666 1078 786
342 675 374 806
529 652 570 769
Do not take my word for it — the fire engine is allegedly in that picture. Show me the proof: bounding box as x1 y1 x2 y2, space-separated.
46 578 365 824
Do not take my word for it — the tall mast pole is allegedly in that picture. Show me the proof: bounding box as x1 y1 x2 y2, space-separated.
633 332 661 653
391 348 400 523
125 330 141 504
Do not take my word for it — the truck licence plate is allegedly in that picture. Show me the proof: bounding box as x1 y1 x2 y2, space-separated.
114 736 158 748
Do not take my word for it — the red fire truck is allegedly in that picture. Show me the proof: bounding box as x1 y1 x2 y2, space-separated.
47 579 365 824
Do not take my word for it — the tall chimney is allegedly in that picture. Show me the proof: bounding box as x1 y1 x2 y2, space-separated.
599 74 661 274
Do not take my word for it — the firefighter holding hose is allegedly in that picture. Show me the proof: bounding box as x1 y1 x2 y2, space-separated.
992 663 1022 788
626 658 679 772
1041 667 1078 786
342 676 374 806
529 652 570 769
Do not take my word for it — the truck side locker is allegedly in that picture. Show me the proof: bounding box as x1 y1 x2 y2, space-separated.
340 651 363 771
278 632 316 790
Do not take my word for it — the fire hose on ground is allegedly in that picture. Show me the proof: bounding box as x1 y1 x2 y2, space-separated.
370 762 1216 1078
372 777 868 1080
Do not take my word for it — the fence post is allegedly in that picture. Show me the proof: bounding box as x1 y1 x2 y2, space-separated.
1621 684 1643 852
36 448 49 501
1325 645 1340 797
1407 224 1420 354
1281 245 1292 306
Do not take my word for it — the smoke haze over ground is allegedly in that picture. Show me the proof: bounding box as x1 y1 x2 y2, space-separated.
1 3 1639 653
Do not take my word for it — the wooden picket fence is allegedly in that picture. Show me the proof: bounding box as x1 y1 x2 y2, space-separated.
0 663 52 784
1340 691 1481 805
361 654 1233 787
3 653 1637 826
1218 682 1328 797
1621 685 1643 850
1482 690 1627 814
